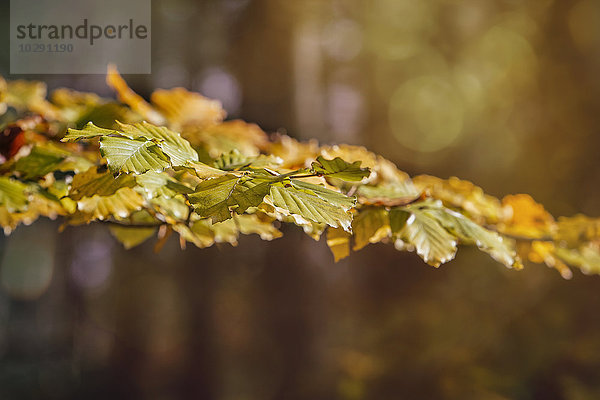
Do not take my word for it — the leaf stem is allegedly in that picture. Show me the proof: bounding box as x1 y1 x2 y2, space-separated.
105 220 163 228
288 173 320 179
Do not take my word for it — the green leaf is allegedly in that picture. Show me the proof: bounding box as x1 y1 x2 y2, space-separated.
555 245 600 275
390 200 521 269
117 121 198 166
62 122 118 142
182 161 228 179
555 215 600 248
69 166 136 201
187 174 273 223
149 195 190 223
64 121 199 173
389 208 410 233
311 156 371 181
0 184 67 233
352 207 390 251
213 149 251 170
73 187 145 222
134 171 189 199
390 204 458 267
99 136 171 174
74 103 135 129
290 180 357 211
0 177 29 212
175 214 280 249
269 180 354 231
109 225 157 249
187 176 238 222
14 146 66 179
213 149 282 171
430 206 520 269
357 181 420 206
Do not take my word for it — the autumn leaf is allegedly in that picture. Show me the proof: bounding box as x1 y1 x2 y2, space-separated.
428 204 521 269
13 146 66 180
390 204 458 267
413 175 503 223
554 244 600 275
64 121 199 174
352 207 390 251
0 177 29 212
106 64 165 124
554 214 600 247
529 241 573 279
269 178 356 232
69 166 136 201
356 181 420 207
213 149 282 171
109 225 157 249
311 156 371 181
327 227 351 261
115 121 199 166
500 194 556 239
185 120 269 158
73 187 145 222
1 69 598 279
100 136 172 174
187 174 273 223
150 87 226 130
269 134 319 169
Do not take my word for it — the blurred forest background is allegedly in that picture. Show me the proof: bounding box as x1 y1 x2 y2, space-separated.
1 0 600 399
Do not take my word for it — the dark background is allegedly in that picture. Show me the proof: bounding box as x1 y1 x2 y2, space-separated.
1 0 600 398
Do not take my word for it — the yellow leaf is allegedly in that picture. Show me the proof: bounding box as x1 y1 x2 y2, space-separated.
151 87 226 130
0 76 8 115
234 214 282 241
184 120 269 157
555 214 600 247
74 187 145 222
352 208 390 251
106 64 165 125
4 80 60 120
529 241 573 279
554 243 600 276
413 175 503 224
109 225 157 249
269 135 319 169
327 227 351 262
500 194 556 239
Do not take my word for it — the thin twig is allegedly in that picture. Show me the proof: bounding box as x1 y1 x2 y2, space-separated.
104 220 163 228
289 173 320 179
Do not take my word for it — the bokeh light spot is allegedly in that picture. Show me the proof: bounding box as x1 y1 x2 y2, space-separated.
70 239 112 291
389 76 464 152
321 19 363 62
1 226 55 300
327 83 364 141
196 67 242 115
